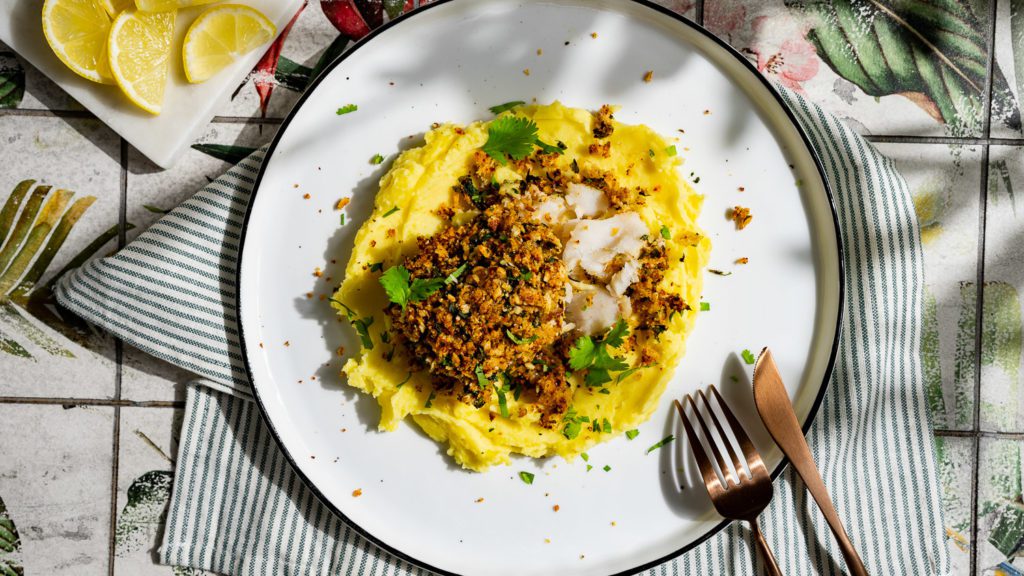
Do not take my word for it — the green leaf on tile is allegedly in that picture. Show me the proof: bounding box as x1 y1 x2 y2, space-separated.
989 159 1017 214
0 52 24 110
979 282 1022 429
190 144 258 165
275 55 313 93
788 0 1021 133
0 494 24 576
921 290 946 425
1011 0 1024 129
114 470 174 556
0 180 125 357
981 440 1024 558
954 282 977 428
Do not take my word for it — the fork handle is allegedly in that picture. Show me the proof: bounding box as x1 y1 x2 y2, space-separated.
751 520 783 576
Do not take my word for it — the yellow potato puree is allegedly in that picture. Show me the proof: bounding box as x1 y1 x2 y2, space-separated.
333 102 710 471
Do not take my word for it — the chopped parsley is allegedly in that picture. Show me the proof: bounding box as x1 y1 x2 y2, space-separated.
603 465 612 472
580 452 589 462
660 224 671 240
519 471 535 484
602 418 612 434
489 100 526 114
445 263 468 284
517 270 533 282
586 464 593 472
700 302 710 311
535 139 564 155
369 262 384 273
339 213 345 226
598 388 611 394
708 268 732 276
425 390 436 408
646 435 675 454
569 319 630 385
382 206 400 218
625 429 639 440
648 148 655 158
333 299 376 350
379 265 445 311
741 349 756 365
571 158 580 173
616 365 643 383
370 153 384 165
665 145 677 156
562 407 589 440
336 103 357 115
481 116 562 165
505 329 539 345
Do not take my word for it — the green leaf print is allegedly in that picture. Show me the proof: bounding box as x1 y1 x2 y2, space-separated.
787 0 1021 133
0 52 24 110
0 494 23 576
982 440 1024 558
114 470 174 555
989 159 1017 215
274 55 313 93
0 180 123 356
921 289 946 425
954 282 976 428
309 34 351 85
1011 0 1024 127
190 144 258 165
980 281 1022 429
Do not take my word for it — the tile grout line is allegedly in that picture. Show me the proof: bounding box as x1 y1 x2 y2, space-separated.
0 396 184 407
864 135 1024 146
106 137 129 576
968 1 999 570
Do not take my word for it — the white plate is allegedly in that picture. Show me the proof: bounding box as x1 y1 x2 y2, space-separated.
237 1 843 574
0 0 302 168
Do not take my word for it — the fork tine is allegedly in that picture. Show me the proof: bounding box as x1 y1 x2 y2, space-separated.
708 385 769 477
686 393 736 487
673 398 722 493
696 388 745 482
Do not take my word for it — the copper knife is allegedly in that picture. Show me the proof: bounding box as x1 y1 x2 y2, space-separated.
752 347 869 576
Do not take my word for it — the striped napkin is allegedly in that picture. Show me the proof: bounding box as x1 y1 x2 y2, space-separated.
55 87 950 575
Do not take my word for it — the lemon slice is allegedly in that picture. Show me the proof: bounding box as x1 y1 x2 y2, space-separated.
41 0 115 84
98 0 133 17
135 0 220 12
182 4 275 83
108 10 175 114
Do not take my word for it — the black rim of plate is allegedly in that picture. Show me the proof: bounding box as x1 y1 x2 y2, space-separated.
235 1 846 574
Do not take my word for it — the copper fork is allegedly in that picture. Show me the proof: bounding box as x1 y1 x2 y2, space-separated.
674 385 782 576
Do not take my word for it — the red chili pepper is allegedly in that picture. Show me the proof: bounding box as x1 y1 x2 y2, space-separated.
252 2 307 118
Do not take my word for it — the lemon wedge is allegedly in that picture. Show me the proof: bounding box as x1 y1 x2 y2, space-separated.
41 0 115 84
108 10 176 114
135 0 220 12
98 0 134 17
182 4 276 83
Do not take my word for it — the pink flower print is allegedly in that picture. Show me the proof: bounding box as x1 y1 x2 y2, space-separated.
704 1 747 41
748 15 819 92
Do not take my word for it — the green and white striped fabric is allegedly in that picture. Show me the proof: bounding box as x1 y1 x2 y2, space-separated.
55 87 950 575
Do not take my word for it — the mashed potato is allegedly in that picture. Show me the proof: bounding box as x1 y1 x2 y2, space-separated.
332 102 710 471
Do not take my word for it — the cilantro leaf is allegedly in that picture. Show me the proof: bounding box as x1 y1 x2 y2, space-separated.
482 116 539 165
603 319 629 347
382 206 400 218
489 100 526 114
496 386 509 418
665 145 677 156
602 418 612 433
370 153 384 165
379 266 412 309
425 390 436 408
699 302 710 311
519 471 535 484
336 103 357 115
584 367 612 387
625 429 639 440
616 365 644 383
380 265 444 310
563 419 582 440
569 336 597 370
741 349 756 365
352 316 374 350
660 224 671 240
